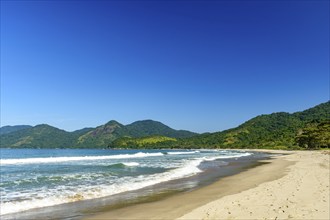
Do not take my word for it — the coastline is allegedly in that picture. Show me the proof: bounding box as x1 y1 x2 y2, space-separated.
85 150 328 220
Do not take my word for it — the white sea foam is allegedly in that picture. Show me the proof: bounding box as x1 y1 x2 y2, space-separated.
122 162 140 167
0 152 164 165
166 150 200 155
203 152 251 161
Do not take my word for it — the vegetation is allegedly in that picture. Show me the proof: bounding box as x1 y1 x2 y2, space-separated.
295 121 330 149
109 136 177 148
125 120 196 138
1 102 329 149
0 120 196 148
184 102 329 150
74 120 195 148
0 124 77 148
109 101 330 150
0 125 32 135
76 120 128 148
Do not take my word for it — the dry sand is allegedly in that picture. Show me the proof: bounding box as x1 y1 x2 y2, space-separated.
86 150 329 220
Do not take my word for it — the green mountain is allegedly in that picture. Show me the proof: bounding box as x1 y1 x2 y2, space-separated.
111 102 330 149
1 102 328 149
0 124 77 148
110 135 177 148
125 120 195 138
76 120 127 148
181 101 330 149
75 120 196 148
0 120 197 148
0 125 32 135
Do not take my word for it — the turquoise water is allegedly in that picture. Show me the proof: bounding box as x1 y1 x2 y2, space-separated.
0 148 253 217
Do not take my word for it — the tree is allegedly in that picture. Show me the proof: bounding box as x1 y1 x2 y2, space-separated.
295 122 330 149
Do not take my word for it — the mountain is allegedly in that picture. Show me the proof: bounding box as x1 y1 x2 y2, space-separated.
177 101 330 149
75 120 196 148
1 102 328 149
111 102 330 149
125 120 195 138
293 101 329 122
75 120 127 148
0 124 76 148
110 135 177 148
0 125 32 135
0 120 197 148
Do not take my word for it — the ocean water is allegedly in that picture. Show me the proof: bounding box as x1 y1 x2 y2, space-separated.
0 148 263 219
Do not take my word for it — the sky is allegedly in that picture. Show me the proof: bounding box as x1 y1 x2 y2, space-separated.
1 0 329 133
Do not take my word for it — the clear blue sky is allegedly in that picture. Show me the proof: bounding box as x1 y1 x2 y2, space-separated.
1 0 329 133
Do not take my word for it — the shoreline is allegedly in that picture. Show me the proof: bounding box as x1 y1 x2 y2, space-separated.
86 150 303 220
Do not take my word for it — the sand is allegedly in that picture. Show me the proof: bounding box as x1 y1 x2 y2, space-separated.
179 150 330 220
86 150 329 220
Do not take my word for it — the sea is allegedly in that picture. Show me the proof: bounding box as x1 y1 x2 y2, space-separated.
0 148 271 219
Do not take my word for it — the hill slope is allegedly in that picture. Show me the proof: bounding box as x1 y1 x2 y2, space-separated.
1 102 328 149
0 125 32 135
75 120 196 148
75 120 127 148
0 120 197 148
125 120 196 138
179 101 330 149
0 124 76 148
111 102 329 149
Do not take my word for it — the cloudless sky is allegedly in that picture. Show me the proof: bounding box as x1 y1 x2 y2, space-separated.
1 0 329 133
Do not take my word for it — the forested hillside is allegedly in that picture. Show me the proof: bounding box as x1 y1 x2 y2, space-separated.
0 125 32 135
111 102 330 149
1 102 328 149
0 120 196 148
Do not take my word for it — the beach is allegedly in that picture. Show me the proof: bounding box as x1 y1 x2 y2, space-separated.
87 150 330 220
